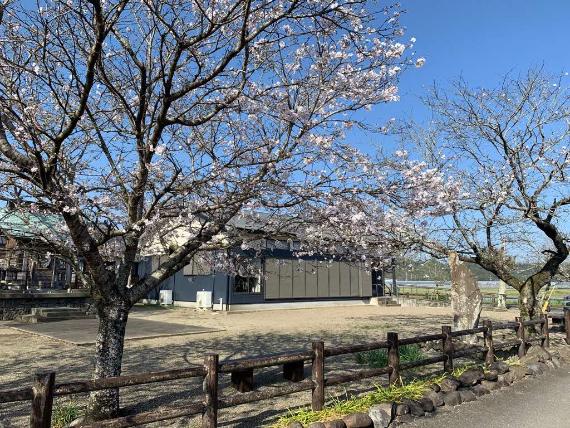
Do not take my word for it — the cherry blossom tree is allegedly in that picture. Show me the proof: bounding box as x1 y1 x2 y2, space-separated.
0 0 419 419
293 150 460 268
405 70 570 321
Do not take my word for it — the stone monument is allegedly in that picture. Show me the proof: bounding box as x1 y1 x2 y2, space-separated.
496 280 507 310
448 252 483 343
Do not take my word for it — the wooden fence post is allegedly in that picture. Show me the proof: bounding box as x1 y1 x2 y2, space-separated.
515 317 526 357
202 354 219 428
483 320 494 365
30 371 55 428
311 340 325 412
442 326 453 373
541 313 549 349
387 332 400 385
564 308 570 345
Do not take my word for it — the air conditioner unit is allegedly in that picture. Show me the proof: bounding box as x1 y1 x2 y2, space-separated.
196 290 213 309
159 289 173 305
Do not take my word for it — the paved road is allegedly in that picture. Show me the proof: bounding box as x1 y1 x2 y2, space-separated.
409 366 570 428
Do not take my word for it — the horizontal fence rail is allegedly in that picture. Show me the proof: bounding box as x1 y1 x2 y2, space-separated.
1 312 566 428
398 285 570 309
56 367 206 396
399 333 445 345
449 326 488 337
218 351 313 373
324 340 390 357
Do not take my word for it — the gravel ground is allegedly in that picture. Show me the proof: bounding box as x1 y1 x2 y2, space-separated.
0 304 533 427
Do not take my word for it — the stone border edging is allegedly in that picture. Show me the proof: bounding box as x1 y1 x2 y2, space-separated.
286 345 566 428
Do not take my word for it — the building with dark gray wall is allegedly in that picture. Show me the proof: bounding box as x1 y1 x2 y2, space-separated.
138 212 397 310
142 243 375 310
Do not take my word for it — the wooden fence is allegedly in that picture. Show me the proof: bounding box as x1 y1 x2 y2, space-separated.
0 313 566 428
398 285 570 309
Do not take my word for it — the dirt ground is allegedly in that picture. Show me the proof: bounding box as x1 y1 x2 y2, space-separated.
0 304 563 427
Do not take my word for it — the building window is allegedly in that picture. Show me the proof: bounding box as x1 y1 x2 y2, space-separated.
183 255 213 276
233 275 261 294
289 240 301 251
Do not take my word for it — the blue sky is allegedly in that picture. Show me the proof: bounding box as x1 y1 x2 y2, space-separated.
361 0 570 260
358 0 570 148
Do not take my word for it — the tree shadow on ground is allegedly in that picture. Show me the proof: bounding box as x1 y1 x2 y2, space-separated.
1 311 565 427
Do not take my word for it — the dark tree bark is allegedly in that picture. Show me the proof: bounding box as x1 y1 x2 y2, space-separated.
480 255 560 323
86 299 131 420
518 281 541 321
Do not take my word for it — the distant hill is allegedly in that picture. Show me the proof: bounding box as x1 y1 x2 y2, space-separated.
393 257 568 282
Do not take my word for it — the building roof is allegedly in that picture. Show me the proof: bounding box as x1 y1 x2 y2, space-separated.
0 208 64 241
225 211 300 237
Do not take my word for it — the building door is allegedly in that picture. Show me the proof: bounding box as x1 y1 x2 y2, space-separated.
371 270 383 297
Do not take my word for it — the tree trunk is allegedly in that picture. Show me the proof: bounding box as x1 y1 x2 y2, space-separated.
86 300 130 420
518 281 541 322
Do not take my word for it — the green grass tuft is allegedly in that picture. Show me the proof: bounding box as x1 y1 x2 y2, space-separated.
355 349 388 367
273 380 431 428
52 400 81 428
450 363 483 378
355 344 424 368
273 366 477 428
501 355 522 367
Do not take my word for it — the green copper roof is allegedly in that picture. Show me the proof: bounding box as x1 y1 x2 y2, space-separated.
0 208 64 240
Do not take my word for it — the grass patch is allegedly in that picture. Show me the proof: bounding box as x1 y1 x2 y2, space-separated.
451 363 484 377
357 322 392 331
52 400 80 428
355 344 424 368
273 365 478 428
274 363 482 427
273 380 432 428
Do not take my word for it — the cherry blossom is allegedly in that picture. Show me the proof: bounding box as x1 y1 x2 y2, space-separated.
0 0 423 419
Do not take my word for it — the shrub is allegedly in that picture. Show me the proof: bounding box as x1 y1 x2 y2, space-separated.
355 344 424 368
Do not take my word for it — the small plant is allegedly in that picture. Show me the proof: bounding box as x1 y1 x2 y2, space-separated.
400 344 425 364
355 348 388 367
450 363 483 378
355 344 424 368
501 355 522 367
275 377 437 427
52 400 80 428
368 380 429 403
